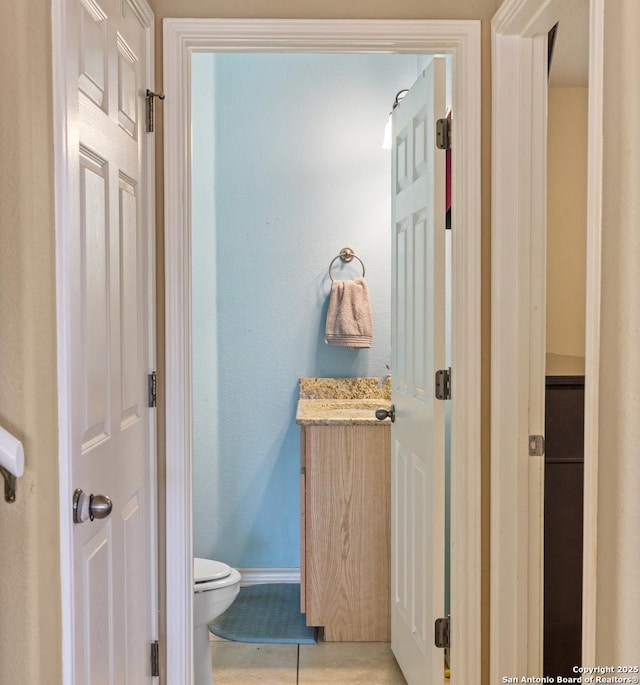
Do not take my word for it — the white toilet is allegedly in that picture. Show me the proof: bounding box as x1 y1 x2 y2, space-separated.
193 557 241 685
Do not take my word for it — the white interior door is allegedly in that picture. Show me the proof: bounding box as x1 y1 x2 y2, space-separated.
390 58 447 685
62 0 156 681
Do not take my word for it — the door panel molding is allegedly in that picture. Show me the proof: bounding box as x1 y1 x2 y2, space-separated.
163 18 481 684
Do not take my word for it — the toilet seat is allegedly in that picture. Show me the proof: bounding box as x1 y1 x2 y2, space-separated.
195 557 231 583
194 557 240 593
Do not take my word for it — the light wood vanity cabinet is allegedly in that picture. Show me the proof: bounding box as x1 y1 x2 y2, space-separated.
299 424 391 641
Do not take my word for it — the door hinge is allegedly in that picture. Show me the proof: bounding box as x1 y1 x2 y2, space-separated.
529 434 545 456
436 118 451 150
435 368 452 400
148 372 157 408
145 89 165 133
150 640 160 677
435 616 450 649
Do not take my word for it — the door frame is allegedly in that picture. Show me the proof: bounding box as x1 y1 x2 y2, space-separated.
490 0 604 677
163 18 481 684
51 0 159 682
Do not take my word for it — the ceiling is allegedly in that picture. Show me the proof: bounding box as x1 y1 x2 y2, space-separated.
548 0 589 87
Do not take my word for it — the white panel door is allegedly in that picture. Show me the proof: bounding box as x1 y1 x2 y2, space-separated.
63 0 156 682
390 58 447 685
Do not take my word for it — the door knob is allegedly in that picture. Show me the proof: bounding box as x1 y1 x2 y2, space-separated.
375 405 395 422
73 488 113 524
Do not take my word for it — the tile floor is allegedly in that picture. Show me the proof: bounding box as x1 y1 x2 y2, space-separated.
209 639 409 685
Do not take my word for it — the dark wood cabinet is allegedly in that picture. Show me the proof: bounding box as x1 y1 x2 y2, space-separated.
544 376 584 678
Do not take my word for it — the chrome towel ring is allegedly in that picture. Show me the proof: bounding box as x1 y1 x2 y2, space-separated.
328 247 366 281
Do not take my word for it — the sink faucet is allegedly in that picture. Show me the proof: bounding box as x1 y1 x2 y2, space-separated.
378 363 391 388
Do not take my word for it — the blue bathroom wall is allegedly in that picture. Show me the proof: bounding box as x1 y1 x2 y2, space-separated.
192 52 425 568
192 55 219 557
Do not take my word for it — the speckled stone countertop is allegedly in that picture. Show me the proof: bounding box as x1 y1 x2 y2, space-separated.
296 377 391 425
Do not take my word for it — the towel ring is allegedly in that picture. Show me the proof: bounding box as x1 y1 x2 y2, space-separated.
328 247 366 281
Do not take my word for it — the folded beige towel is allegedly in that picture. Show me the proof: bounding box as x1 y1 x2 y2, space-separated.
325 277 373 348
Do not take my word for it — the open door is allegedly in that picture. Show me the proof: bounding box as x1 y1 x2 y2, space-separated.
57 0 158 681
390 58 447 685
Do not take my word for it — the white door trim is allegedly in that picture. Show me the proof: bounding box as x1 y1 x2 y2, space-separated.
51 0 158 682
163 18 481 684
581 0 604 667
491 0 604 678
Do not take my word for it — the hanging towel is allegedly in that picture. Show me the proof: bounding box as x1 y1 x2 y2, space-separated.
325 277 373 348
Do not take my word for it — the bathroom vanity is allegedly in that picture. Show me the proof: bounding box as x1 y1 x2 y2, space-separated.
296 378 391 641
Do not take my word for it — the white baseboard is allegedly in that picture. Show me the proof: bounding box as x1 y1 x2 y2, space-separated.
237 567 301 586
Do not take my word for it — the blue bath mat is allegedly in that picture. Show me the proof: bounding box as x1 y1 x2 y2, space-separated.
208 583 317 644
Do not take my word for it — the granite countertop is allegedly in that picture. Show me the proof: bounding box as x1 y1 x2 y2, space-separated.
296 377 391 426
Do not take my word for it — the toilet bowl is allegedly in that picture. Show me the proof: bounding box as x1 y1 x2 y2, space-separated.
193 557 241 685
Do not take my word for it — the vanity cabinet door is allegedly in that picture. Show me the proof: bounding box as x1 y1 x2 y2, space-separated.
303 424 391 641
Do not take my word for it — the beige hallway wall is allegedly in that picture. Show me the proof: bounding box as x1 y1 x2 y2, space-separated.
0 1 62 684
546 87 588 370
595 0 640 661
